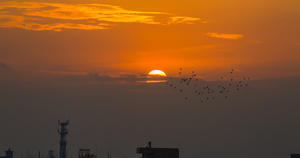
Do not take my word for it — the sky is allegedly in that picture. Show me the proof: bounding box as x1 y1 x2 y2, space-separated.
0 0 300 158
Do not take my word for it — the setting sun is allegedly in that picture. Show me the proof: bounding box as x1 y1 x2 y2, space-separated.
148 70 167 77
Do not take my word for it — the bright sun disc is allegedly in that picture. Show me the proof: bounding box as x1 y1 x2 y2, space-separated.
148 70 167 77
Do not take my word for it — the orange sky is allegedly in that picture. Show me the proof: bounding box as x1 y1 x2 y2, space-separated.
0 0 300 81
1 1 300 157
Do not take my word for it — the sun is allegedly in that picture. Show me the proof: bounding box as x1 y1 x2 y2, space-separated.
148 70 167 77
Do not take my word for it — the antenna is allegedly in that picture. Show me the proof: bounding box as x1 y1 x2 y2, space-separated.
58 120 69 158
95 146 98 158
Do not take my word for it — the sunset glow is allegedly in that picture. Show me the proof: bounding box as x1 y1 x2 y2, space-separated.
148 70 167 77
0 0 299 80
1 1 300 158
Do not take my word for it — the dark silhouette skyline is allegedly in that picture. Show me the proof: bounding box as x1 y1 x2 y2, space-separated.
0 75 300 158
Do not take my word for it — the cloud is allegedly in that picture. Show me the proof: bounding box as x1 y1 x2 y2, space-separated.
34 67 171 84
35 68 150 84
169 16 202 24
206 32 243 40
0 2 202 31
0 62 11 69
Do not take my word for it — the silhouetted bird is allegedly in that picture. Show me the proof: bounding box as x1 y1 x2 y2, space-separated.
167 68 250 101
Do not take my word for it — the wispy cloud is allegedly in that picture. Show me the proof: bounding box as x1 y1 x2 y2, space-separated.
0 2 202 31
206 32 243 40
0 62 11 69
169 16 203 24
33 67 150 84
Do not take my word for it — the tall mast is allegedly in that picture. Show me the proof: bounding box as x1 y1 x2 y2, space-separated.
58 120 69 158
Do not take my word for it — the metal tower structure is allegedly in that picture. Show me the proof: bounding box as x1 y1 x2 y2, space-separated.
58 120 69 158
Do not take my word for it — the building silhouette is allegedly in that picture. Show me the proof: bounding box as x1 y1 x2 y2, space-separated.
0 148 13 158
48 150 55 158
136 142 179 158
78 149 96 158
291 154 300 158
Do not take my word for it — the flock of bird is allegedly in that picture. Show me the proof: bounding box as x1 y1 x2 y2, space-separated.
165 68 250 102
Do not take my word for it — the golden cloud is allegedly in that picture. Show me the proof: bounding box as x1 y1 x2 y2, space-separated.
0 1 202 31
207 32 243 40
169 16 201 24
